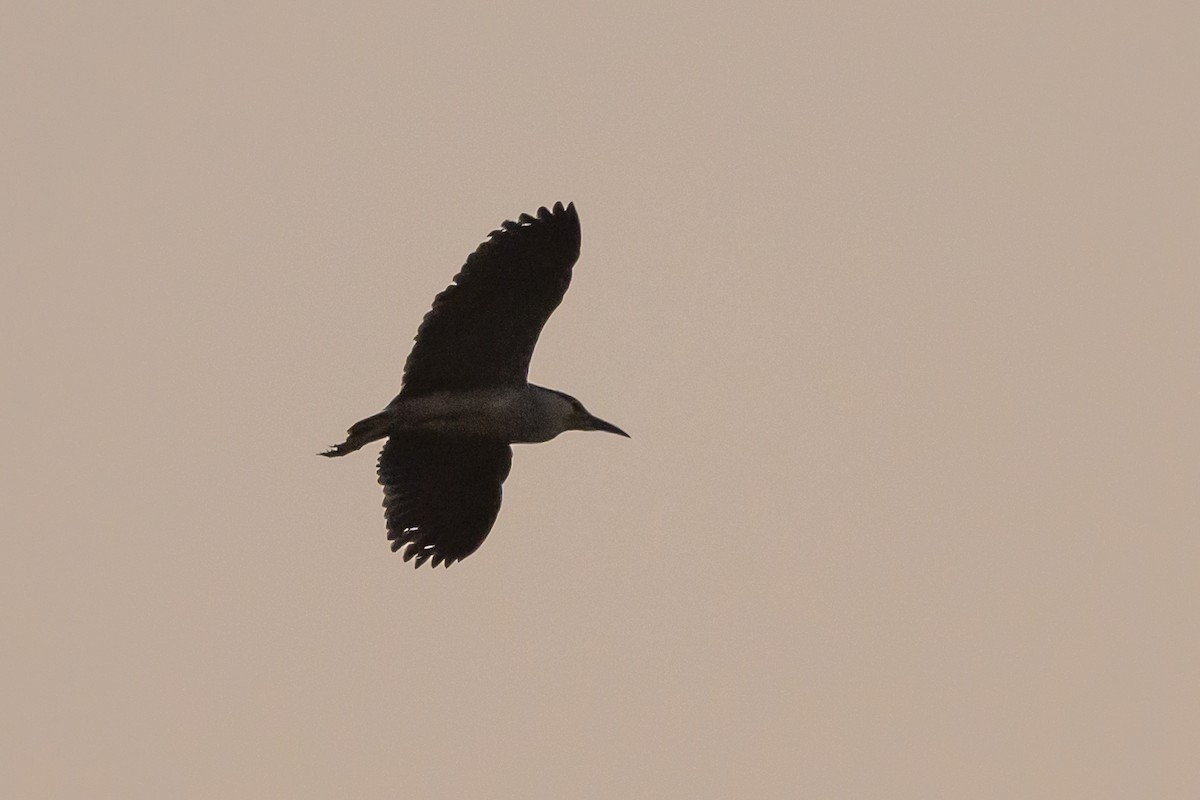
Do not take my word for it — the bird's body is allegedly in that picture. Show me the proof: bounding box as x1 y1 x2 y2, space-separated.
322 202 627 568
326 384 606 448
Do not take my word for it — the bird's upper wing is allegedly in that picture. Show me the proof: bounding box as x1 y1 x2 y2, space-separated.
399 202 581 396
377 435 514 567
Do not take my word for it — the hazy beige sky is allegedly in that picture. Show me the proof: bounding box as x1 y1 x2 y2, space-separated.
4 2 1198 797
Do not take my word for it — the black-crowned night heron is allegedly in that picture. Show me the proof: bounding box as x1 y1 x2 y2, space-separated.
322 202 628 567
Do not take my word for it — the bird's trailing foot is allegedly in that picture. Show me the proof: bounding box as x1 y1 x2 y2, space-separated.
318 409 393 457
318 441 356 458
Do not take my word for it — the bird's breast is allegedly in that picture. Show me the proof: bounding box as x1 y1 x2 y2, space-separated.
386 389 552 443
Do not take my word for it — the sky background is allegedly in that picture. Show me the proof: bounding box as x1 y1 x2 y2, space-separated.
4 2 1198 797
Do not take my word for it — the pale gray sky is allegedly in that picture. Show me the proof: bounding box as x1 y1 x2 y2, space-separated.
4 2 1198 797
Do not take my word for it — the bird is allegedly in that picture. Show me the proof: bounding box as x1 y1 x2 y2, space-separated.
321 202 629 568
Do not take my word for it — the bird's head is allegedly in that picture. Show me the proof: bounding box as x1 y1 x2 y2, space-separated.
542 388 630 438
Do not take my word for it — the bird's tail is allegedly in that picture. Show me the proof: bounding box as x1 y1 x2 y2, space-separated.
319 410 393 457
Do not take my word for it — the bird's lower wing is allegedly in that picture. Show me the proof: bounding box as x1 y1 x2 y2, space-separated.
377 436 514 568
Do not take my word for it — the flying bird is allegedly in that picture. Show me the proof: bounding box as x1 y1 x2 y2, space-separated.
321 202 628 567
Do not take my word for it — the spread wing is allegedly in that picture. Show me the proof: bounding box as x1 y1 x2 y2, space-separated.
377 435 514 568
399 202 580 396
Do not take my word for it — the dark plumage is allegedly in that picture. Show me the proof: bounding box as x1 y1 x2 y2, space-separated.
322 202 628 568
378 436 513 567
401 202 580 395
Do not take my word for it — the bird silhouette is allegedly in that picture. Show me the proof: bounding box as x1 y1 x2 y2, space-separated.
322 202 628 567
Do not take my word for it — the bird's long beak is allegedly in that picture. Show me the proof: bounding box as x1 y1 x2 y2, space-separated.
583 413 630 438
